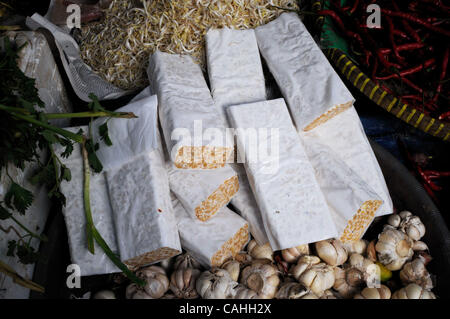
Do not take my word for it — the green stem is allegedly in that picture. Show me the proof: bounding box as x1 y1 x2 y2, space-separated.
80 142 145 287
0 104 137 119
81 141 95 255
46 111 137 119
9 215 47 242
0 260 45 293
8 111 84 144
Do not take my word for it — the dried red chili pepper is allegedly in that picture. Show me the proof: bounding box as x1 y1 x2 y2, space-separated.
375 58 436 80
439 110 450 120
381 9 450 37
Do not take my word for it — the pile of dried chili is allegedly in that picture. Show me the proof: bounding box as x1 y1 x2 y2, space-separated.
317 0 449 121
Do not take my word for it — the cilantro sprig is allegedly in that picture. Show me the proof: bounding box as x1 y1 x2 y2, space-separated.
0 37 143 289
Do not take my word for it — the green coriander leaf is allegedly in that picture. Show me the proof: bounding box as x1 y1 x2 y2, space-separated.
41 130 60 144
60 138 74 158
99 122 113 146
7 240 16 257
85 139 103 173
88 93 106 112
4 182 34 214
0 205 12 220
61 165 71 182
16 243 40 264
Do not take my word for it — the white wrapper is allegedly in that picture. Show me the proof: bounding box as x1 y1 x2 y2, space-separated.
147 51 231 169
91 95 158 171
98 93 181 268
206 28 269 245
168 165 239 222
171 193 249 268
55 126 120 276
301 107 393 216
229 165 269 245
227 99 338 250
206 28 266 120
301 141 383 242
106 150 181 268
255 13 354 131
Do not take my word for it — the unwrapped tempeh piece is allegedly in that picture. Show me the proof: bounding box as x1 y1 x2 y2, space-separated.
55 126 120 276
227 99 338 250
171 193 249 268
206 28 269 245
147 51 232 169
168 165 239 222
301 107 393 216
301 141 383 242
255 12 354 131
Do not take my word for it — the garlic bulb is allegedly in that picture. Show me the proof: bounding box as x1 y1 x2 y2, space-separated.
174 253 202 270
93 290 116 299
170 268 201 299
125 284 153 299
247 240 274 261
290 255 335 296
392 283 436 299
221 259 241 282
235 252 253 266
275 282 309 299
281 245 310 263
196 268 238 299
375 226 414 271
398 211 426 241
315 239 348 266
137 265 170 298
342 239 367 255
399 258 433 289
353 285 391 299
232 284 258 299
333 267 361 299
240 260 280 299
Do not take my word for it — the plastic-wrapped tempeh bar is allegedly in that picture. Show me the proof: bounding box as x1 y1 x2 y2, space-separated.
206 27 269 245
229 165 270 246
255 12 354 131
94 95 181 269
301 107 394 216
206 27 266 121
168 165 239 222
147 51 232 169
106 151 181 269
55 126 120 276
300 140 383 242
171 193 249 268
227 99 338 250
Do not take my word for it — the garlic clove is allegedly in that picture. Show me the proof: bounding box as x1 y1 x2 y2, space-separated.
412 241 429 251
315 239 348 266
222 259 241 282
342 239 367 255
366 240 377 262
387 214 401 228
354 285 391 299
281 244 310 263
247 240 274 261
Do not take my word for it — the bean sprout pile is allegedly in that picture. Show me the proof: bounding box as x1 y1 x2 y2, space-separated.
79 0 298 90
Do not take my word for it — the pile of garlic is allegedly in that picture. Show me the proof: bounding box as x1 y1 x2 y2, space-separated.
93 210 437 299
